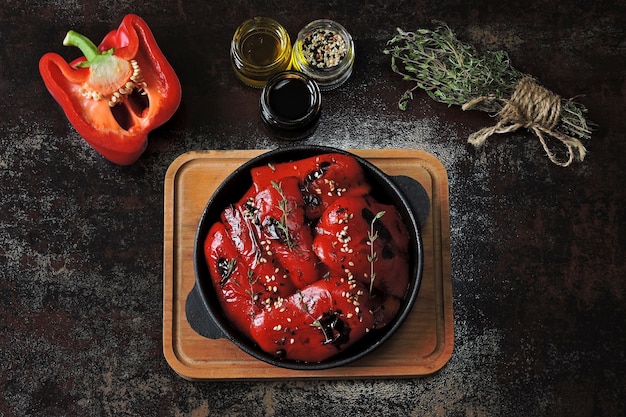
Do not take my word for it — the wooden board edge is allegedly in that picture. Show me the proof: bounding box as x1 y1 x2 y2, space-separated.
422 150 454 375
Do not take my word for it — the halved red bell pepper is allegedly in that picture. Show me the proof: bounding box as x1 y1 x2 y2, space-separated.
39 14 182 165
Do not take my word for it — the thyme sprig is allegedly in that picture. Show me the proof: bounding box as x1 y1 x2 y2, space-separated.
367 211 386 295
245 268 259 304
383 23 591 142
297 290 323 331
219 258 237 286
270 181 295 250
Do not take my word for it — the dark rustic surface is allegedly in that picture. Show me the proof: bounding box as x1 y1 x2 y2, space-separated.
1 0 625 416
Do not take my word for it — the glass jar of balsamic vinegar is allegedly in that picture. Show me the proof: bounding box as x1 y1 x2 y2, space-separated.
260 71 322 140
231 17 293 88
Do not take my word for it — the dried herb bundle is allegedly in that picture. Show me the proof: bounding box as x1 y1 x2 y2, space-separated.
383 24 592 166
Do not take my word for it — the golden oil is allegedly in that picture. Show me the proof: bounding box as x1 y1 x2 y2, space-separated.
231 17 292 88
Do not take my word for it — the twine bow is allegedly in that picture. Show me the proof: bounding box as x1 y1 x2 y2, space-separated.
463 77 587 167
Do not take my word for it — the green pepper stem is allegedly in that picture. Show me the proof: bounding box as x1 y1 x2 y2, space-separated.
63 30 114 66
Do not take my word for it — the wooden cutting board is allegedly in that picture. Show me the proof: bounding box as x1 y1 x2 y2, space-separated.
163 149 453 380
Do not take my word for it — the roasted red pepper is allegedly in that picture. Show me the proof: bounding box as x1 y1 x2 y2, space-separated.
39 14 182 165
251 277 377 362
313 194 410 299
251 153 372 219
204 153 411 362
204 221 259 338
250 177 319 288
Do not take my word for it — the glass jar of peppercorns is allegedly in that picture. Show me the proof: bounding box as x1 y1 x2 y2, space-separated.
291 19 355 91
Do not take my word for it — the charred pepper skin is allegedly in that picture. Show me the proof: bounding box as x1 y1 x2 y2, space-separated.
39 14 182 166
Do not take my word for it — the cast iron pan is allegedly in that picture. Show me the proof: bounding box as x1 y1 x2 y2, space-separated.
188 146 429 370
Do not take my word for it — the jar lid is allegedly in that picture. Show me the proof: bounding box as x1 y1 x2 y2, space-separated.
260 71 322 140
291 19 355 90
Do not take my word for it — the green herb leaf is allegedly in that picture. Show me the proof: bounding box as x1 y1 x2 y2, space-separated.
368 211 385 295
270 181 295 250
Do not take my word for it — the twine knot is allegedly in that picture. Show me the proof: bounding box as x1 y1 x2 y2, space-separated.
464 77 587 167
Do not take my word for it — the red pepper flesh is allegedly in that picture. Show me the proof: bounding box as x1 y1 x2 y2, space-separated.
39 14 182 165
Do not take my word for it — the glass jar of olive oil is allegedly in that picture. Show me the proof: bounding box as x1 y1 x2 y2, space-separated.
231 17 292 88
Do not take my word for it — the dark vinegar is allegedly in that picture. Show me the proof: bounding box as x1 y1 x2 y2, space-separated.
268 78 311 120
